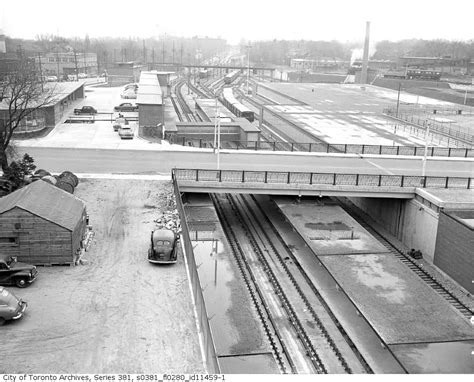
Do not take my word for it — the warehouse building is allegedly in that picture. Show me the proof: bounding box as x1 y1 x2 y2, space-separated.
0 81 84 133
0 180 88 265
35 52 98 78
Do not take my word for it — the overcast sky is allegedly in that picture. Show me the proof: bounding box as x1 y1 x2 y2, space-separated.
1 0 473 44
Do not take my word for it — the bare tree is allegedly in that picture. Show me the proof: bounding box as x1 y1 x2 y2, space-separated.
0 57 57 171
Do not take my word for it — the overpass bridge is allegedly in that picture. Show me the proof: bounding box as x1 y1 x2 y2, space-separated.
173 168 473 198
150 62 274 72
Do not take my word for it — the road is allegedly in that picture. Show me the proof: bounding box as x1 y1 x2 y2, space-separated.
17 147 474 178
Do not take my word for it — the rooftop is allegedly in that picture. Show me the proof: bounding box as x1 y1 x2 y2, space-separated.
0 180 86 231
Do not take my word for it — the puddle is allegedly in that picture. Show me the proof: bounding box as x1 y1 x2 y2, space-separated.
391 341 474 373
352 255 407 304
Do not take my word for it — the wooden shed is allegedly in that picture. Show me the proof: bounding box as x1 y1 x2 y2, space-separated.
0 180 88 265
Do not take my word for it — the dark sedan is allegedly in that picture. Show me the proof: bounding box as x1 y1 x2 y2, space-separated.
114 103 138 112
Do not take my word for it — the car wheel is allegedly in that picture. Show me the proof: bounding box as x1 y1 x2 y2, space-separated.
0 317 5 326
15 278 28 288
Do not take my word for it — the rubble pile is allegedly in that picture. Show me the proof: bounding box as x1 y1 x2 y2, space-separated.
154 189 181 233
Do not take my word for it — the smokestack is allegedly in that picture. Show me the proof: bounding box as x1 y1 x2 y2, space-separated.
360 21 370 85
0 29 5 54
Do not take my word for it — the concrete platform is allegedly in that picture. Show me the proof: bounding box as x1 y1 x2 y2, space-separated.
261 83 454 112
256 195 406 373
259 82 458 147
277 201 389 255
321 253 474 344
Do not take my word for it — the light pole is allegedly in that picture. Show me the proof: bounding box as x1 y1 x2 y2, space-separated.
246 43 251 95
422 123 431 177
213 98 221 170
396 82 402 118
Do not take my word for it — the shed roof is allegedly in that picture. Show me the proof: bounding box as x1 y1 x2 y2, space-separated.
0 180 85 231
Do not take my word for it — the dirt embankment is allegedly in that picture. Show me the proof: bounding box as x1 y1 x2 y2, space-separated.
0 178 205 374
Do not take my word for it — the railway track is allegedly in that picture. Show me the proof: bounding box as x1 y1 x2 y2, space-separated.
212 193 371 373
337 198 474 319
175 80 198 122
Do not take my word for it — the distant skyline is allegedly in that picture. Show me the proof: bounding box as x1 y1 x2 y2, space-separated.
1 0 473 44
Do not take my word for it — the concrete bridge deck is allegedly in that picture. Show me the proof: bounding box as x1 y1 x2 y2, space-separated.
174 169 473 198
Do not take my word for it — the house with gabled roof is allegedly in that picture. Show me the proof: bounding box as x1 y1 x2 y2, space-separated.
0 180 88 265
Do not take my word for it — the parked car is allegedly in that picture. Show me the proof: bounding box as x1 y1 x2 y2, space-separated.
148 229 179 264
0 255 38 288
113 116 128 131
74 106 98 115
0 287 27 326
118 125 134 139
121 90 137 99
45 76 58 82
78 73 87 79
114 103 138 112
124 83 138 91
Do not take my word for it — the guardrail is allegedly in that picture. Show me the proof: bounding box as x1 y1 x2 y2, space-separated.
173 137 473 157
172 172 220 373
173 169 473 190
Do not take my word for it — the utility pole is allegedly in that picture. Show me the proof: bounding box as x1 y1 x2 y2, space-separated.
143 39 147 66
37 52 44 91
74 50 79 81
247 43 251 94
162 41 165 65
56 48 61 81
82 50 87 76
396 82 402 118
172 41 175 64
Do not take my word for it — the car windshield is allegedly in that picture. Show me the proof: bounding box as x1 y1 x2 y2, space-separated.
6 257 13 266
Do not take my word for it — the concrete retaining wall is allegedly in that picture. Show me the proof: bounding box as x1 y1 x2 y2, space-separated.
434 211 474 293
348 197 439 262
400 199 439 262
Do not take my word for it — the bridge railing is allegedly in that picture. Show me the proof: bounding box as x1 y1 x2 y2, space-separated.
172 171 220 373
174 138 473 157
173 169 473 190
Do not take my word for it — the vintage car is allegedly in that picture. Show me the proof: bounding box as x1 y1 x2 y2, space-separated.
0 286 27 325
118 125 134 139
0 255 38 288
113 116 128 131
148 229 179 264
114 103 138 112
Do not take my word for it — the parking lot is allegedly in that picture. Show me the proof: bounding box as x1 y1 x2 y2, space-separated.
0 178 205 373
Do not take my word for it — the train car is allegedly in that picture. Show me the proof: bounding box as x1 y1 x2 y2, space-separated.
406 69 442 81
383 71 407 79
148 229 179 264
199 69 209 79
221 87 254 122
224 70 241 84
195 98 235 123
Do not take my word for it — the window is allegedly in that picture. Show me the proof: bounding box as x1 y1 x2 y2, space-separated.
0 237 19 246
